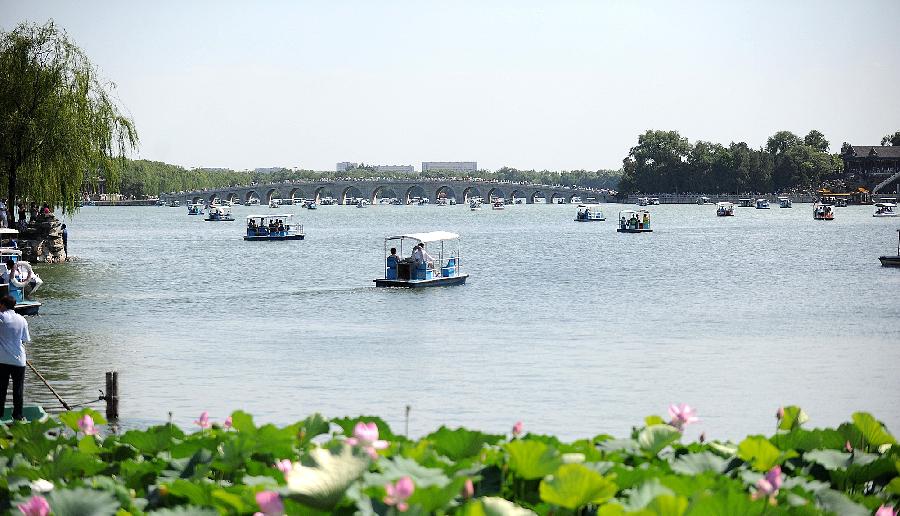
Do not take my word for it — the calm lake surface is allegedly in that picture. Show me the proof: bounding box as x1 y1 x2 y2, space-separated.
23 202 900 440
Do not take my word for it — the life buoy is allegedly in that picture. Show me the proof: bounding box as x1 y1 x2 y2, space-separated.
10 261 33 288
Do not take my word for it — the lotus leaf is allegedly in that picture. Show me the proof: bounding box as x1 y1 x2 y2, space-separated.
638 424 681 456
505 439 562 480
538 463 617 509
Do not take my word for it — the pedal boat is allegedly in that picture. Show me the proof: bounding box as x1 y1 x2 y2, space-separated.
374 231 468 288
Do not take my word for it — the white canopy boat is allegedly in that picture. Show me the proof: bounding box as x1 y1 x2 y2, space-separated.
374 231 468 288
716 202 735 217
0 229 43 315
617 209 653 233
205 205 235 221
244 214 305 240
813 202 834 220
187 203 204 215
874 202 897 217
574 204 606 222
756 199 770 209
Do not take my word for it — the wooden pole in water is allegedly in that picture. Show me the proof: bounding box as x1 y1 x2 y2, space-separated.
104 371 119 420
405 404 410 438
26 360 71 410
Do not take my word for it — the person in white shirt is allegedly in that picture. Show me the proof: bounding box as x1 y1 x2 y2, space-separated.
412 244 424 265
419 243 434 266
0 294 30 421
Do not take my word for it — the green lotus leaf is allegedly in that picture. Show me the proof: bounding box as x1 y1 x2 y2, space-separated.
772 428 846 451
851 412 897 448
622 478 674 511
737 436 795 472
804 449 878 470
539 463 617 509
44 487 120 515
228 410 256 433
459 497 537 515
814 489 869 516
776 406 809 433
646 493 689 516
149 507 218 515
597 438 641 454
670 451 730 475
425 426 503 461
638 424 681 456
298 413 331 447
366 456 450 489
683 487 768 515
284 444 369 510
408 476 468 513
505 439 561 480
39 446 106 480
57 408 107 433
706 440 738 457
120 425 183 456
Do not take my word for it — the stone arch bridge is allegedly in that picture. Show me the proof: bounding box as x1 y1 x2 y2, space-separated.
162 179 607 206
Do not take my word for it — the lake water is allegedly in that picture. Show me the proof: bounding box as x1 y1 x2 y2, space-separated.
21 202 900 441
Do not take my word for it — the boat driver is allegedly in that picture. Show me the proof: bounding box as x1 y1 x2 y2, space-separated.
387 248 400 268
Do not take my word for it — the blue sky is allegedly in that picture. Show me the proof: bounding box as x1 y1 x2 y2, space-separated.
3 0 899 171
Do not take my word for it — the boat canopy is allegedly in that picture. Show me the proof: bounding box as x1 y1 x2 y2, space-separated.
875 202 897 208
386 231 459 243
247 214 294 221
717 201 734 207
0 228 19 235
619 209 650 216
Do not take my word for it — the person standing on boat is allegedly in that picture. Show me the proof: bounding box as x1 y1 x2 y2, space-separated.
0 295 31 421
0 199 7 228
61 224 68 257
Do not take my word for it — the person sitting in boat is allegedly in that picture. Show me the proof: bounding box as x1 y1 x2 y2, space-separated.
1 260 11 285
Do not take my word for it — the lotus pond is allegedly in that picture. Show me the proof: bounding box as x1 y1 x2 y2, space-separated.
1 406 898 515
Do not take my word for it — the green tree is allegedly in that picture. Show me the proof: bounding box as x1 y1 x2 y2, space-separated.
765 130 801 155
772 145 832 190
881 131 900 146
619 130 692 193
0 21 137 223
803 130 829 152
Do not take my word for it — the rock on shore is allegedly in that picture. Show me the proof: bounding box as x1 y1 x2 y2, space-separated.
18 213 66 263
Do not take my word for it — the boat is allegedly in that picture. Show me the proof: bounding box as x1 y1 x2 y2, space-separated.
374 231 468 288
755 199 770 209
247 198 260 206
649 197 660 205
1 405 47 423
879 229 900 267
356 199 369 208
469 199 482 211
574 204 605 222
697 196 713 205
155 199 166 206
617 209 653 233
835 198 848 207
205 205 235 221
555 198 566 204
302 200 317 210
269 199 283 208
779 197 792 208
320 197 337 206
187 203 204 215
739 198 754 208
874 202 898 217
1 229 43 315
492 200 505 210
716 202 735 217
168 200 181 208
244 214 305 241
638 197 649 206
813 202 834 220
571 196 582 204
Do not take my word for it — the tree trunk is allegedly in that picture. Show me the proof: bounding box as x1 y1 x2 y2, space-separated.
7 164 16 226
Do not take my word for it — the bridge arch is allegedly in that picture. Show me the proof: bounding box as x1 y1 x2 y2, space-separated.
341 185 364 204
226 192 239 204
313 186 336 203
191 196 203 204
266 188 284 203
462 186 483 202
434 185 457 202
245 190 260 204
487 187 506 202
208 193 219 204
405 185 428 204
289 187 305 202
530 190 547 203
510 189 525 203
372 185 399 204
568 193 581 203
549 192 566 204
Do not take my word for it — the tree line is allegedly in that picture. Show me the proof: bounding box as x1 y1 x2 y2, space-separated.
618 129 848 195
118 160 623 198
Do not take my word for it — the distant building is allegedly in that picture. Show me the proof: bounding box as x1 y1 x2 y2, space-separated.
842 146 900 192
422 161 477 173
373 165 414 174
336 162 358 172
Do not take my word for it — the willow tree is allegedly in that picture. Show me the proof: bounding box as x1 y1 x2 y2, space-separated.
0 21 137 223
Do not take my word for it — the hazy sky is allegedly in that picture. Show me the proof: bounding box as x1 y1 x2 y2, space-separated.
3 1 899 171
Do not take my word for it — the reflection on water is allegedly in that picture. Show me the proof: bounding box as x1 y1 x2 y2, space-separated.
15 203 900 439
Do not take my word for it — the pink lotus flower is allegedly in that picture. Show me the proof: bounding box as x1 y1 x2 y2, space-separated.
845 440 853 453
512 421 524 438
346 422 389 459
668 404 699 431
223 416 233 430
194 411 211 429
775 406 785 420
753 466 782 500
254 491 284 516
17 495 50 516
462 478 475 499
77 414 98 436
274 459 293 475
875 505 896 516
384 476 415 512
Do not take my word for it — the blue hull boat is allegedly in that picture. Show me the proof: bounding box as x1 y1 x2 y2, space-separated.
1 405 47 423
374 274 468 288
